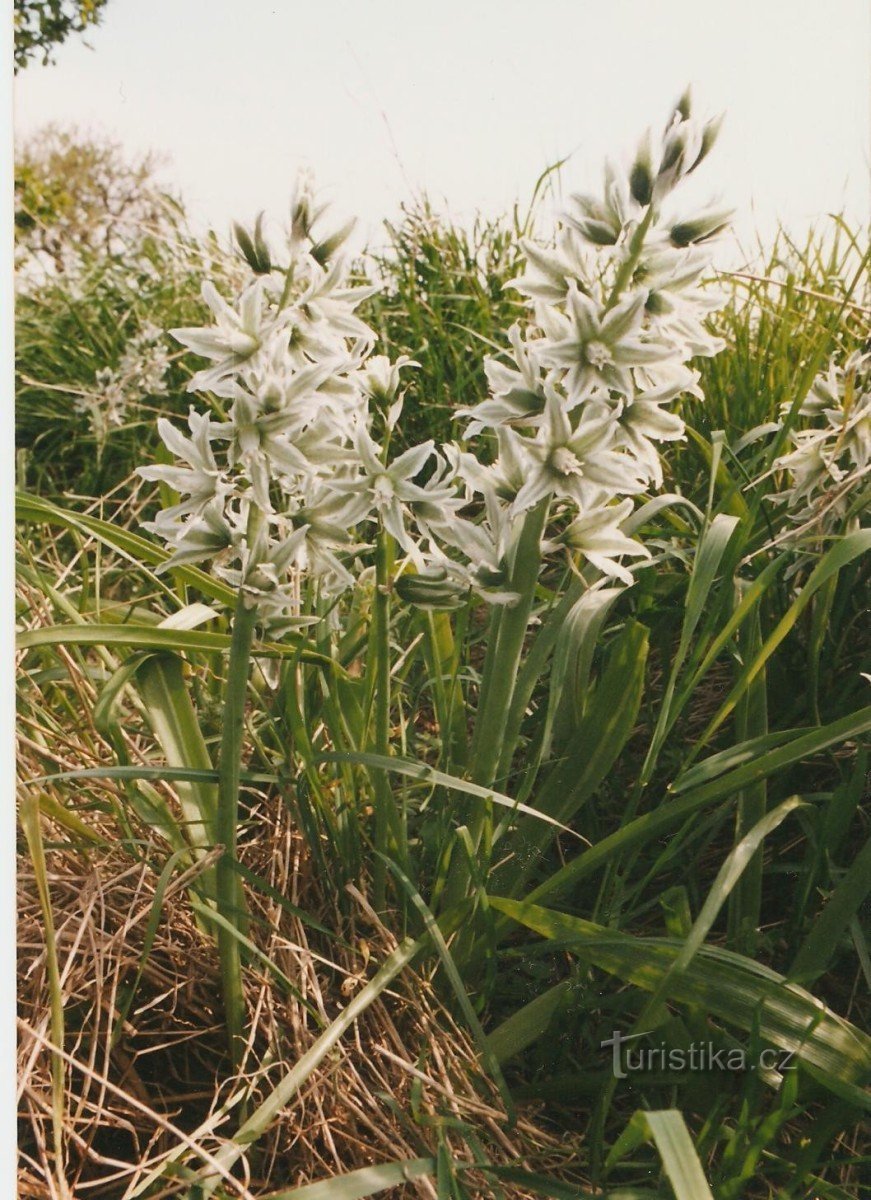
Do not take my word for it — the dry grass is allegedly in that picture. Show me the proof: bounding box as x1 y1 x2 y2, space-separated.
17 726 576 1198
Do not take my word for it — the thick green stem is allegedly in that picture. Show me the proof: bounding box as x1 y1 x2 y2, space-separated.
371 531 403 911
216 594 258 1069
444 501 548 912
470 500 549 791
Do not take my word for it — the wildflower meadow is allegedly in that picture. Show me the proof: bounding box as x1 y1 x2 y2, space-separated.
15 83 871 1200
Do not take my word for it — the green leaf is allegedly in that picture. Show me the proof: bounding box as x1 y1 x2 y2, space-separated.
790 836 871 987
537 620 649 827
28 765 277 787
17 621 329 664
506 621 648 896
522 706 871 908
607 1109 714 1200
694 530 871 756
490 896 871 1106
671 729 810 795
317 750 580 839
258 1158 436 1200
641 513 740 785
134 654 217 851
486 980 571 1065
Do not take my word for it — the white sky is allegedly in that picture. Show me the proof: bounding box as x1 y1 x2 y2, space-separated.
12 0 871 259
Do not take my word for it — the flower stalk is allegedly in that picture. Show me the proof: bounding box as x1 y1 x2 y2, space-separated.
215 513 263 1066
370 529 404 911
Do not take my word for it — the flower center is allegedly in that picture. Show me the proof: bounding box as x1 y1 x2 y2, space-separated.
585 339 613 369
372 474 395 504
550 446 582 476
229 331 261 359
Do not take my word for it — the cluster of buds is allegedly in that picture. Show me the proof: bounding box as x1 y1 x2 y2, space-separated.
771 348 871 541
140 93 731 626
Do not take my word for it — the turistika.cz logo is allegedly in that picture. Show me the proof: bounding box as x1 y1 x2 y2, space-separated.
600 1031 796 1079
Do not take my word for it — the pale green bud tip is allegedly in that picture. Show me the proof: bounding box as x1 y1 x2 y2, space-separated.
674 85 693 123
233 213 272 274
670 209 732 247
692 113 725 171
629 131 654 205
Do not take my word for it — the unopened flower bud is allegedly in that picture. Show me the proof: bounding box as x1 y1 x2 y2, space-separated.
670 208 732 247
629 130 655 206
674 85 693 124
311 217 356 267
233 213 272 274
394 569 467 610
687 113 725 175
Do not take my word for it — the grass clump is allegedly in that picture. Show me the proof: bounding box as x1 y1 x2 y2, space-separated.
15 106 871 1200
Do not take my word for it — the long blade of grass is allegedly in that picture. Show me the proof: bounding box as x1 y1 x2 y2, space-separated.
789 836 871 988
640 513 740 787
134 653 217 851
727 602 769 952
690 530 871 760
258 1157 436 1199
318 749 579 838
607 1109 714 1200
521 706 871 908
19 794 69 1197
490 897 871 1105
18 621 329 663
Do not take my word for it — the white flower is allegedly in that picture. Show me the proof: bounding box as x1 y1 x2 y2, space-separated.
332 428 437 552
536 285 673 402
513 389 644 513
508 231 595 304
769 350 871 539
172 279 280 392
460 326 549 434
139 409 228 520
546 498 651 585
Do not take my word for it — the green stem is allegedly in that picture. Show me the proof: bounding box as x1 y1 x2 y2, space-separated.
444 501 548 912
216 593 258 1069
604 203 656 310
470 499 549 791
371 530 404 911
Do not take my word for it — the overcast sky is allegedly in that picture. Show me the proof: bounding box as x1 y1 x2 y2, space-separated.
12 0 871 259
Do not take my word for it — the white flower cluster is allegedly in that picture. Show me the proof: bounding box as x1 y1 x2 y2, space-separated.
443 88 729 586
138 176 466 627
78 322 170 448
772 348 871 538
140 95 729 627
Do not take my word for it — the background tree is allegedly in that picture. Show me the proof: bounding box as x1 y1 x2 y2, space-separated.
14 0 108 70
14 125 178 272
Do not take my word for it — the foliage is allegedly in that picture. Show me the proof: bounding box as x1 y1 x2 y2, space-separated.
15 102 871 1200
14 0 108 70
15 125 177 271
15 128 238 497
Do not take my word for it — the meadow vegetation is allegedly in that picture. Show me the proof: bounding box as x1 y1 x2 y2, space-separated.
15 99 871 1200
